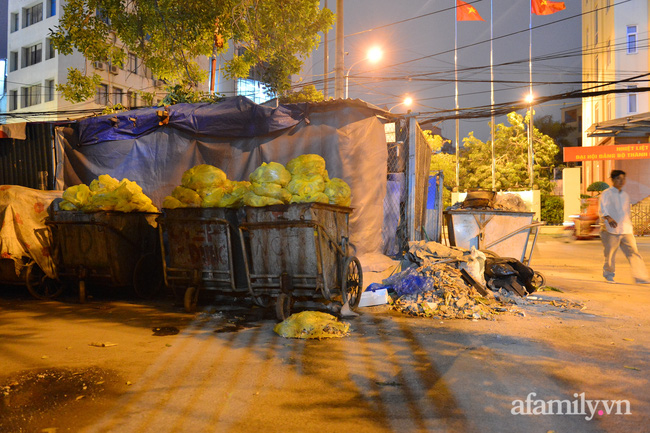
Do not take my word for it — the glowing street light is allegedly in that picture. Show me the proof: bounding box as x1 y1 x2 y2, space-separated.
388 96 413 113
345 47 383 99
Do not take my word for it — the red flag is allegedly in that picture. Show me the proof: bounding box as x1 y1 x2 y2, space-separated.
457 0 485 21
531 0 566 15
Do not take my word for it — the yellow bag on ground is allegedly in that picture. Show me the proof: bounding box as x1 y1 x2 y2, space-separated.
287 174 325 196
243 192 284 207
286 154 326 177
324 178 352 207
181 164 227 191
249 162 291 187
251 182 292 203
62 184 92 209
273 311 350 339
171 186 202 207
162 196 185 209
290 192 329 204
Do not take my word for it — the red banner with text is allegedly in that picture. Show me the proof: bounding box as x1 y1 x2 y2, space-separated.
564 144 650 162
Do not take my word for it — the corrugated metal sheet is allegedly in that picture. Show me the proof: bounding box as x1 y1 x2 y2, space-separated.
0 123 53 189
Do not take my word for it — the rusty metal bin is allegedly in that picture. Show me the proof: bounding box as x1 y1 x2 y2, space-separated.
444 209 544 265
157 207 253 313
239 203 363 320
47 210 161 302
0 257 63 299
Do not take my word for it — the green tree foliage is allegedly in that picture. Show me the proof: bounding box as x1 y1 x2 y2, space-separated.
425 131 456 208
458 111 559 194
55 68 102 103
278 85 325 103
50 0 334 102
540 193 564 224
534 114 576 166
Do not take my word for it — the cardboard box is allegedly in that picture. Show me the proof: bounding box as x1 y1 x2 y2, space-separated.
358 288 389 307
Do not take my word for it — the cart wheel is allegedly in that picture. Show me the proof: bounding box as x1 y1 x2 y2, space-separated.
79 280 86 303
275 293 292 321
25 262 63 300
133 253 163 299
532 271 546 289
341 256 363 309
184 286 200 313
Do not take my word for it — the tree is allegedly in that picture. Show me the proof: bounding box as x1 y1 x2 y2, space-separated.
278 85 325 103
533 114 576 167
458 111 559 194
50 0 334 102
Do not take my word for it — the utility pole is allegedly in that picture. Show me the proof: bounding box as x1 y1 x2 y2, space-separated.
323 0 329 98
334 0 344 99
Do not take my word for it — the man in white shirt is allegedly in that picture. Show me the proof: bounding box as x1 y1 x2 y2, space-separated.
598 170 650 284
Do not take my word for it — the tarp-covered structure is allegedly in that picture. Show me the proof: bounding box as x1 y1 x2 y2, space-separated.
54 96 391 257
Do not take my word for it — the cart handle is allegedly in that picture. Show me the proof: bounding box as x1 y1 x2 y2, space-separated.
483 221 546 251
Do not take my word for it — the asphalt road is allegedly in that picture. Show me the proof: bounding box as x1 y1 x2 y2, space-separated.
1 235 649 432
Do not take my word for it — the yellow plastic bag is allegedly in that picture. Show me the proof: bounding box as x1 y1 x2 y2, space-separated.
162 196 185 209
58 200 78 211
85 192 119 211
218 181 250 208
251 182 291 203
273 311 350 339
249 162 291 187
171 186 202 207
62 184 92 209
287 174 325 196
286 154 326 176
243 192 284 207
198 186 226 208
324 178 352 207
181 164 227 191
89 174 120 193
290 192 329 204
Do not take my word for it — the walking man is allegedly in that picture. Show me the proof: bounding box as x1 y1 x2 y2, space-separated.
599 170 650 284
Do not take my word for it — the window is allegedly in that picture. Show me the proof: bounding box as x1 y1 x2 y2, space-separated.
10 52 19 72
127 53 138 74
96 8 110 25
22 84 41 108
47 0 56 17
23 3 43 28
11 13 19 32
236 78 275 104
627 26 637 54
9 90 18 111
22 43 43 68
127 91 136 108
594 55 598 81
595 103 600 123
95 84 109 105
606 40 611 66
594 3 598 45
113 87 123 105
628 86 637 113
46 38 56 60
45 79 55 102
606 97 612 120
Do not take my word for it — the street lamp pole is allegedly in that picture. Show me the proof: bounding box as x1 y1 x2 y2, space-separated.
526 93 534 188
344 47 382 99
388 96 413 113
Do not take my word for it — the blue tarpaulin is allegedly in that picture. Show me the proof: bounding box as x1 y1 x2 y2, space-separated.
77 96 307 146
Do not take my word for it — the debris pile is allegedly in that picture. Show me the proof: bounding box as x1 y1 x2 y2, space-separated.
381 241 548 320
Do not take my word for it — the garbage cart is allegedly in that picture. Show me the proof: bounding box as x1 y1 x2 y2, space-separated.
238 203 363 320
47 209 162 302
157 207 253 313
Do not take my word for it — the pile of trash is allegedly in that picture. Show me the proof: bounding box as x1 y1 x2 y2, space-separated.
59 175 158 213
274 311 350 339
447 191 528 212
162 154 352 209
377 241 543 320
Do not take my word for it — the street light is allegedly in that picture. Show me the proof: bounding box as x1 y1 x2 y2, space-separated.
345 47 382 99
525 92 534 188
388 96 413 113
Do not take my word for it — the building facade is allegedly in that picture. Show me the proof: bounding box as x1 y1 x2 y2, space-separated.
581 0 650 202
3 0 279 123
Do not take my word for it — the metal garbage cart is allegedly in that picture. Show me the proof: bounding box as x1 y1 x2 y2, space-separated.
0 258 63 299
47 209 162 302
157 207 254 313
238 203 363 320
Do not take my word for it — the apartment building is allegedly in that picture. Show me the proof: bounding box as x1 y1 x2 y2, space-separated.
581 0 650 202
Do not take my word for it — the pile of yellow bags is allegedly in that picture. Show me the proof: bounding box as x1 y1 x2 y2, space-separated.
59 175 158 212
162 164 251 209
162 155 352 209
